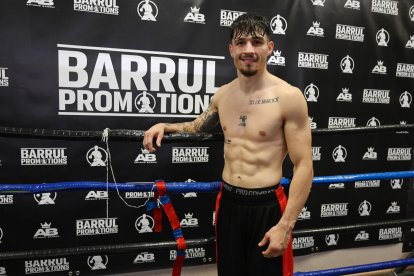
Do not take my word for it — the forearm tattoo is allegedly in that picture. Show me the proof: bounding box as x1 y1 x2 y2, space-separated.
192 104 219 133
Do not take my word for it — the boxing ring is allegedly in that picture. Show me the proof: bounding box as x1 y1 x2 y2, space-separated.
0 124 413 275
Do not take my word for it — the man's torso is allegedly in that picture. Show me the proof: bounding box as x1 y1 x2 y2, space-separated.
215 77 291 188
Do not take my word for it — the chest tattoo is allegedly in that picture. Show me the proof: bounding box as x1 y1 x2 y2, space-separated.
249 97 279 105
239 115 247 127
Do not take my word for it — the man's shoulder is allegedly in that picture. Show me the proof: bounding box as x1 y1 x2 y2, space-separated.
212 80 237 99
272 78 302 97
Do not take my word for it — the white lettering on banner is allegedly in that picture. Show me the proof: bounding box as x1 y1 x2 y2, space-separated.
363 89 390 104
0 68 9 87
267 50 286 66
25 258 69 274
379 227 402 240
406 36 414 49
85 191 108 200
21 148 67 166
371 61 387 74
396 63 414 78
26 0 55 8
33 222 59 239
321 203 348 217
335 24 365 42
355 180 380 188
387 148 412 161
73 0 119 15
298 52 328 69
307 22 324 37
220 9 246 27
345 0 360 10
292 236 315 249
336 88 352 102
125 191 154 198
133 252 155 264
170 248 205 260
355 231 369 241
371 0 398 15
0 195 13 204
76 218 118 236
184 7 206 24
58 44 223 117
297 207 311 220
328 117 356 128
312 147 321 161
172 147 209 163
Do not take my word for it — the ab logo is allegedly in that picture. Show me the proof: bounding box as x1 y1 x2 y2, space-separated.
344 0 360 9
135 148 157 163
184 7 206 24
180 213 199 227
134 252 155 263
267 50 285 66
337 88 352 102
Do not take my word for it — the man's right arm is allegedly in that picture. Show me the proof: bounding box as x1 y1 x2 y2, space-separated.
142 96 220 152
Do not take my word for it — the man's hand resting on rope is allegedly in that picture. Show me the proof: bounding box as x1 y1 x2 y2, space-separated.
143 123 165 152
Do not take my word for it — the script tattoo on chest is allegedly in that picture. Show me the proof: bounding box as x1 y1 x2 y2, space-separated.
249 97 279 105
239 115 247 127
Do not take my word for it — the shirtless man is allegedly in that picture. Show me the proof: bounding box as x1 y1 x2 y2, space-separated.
143 13 313 276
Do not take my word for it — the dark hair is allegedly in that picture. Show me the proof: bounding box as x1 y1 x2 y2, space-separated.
230 13 271 40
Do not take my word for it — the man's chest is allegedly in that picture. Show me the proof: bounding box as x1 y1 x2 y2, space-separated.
218 97 284 139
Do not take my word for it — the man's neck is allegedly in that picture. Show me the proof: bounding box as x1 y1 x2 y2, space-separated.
237 70 269 94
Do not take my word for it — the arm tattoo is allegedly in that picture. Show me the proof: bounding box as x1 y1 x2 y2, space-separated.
193 106 220 132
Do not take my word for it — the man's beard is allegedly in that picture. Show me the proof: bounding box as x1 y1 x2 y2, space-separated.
240 67 258 77
238 54 259 77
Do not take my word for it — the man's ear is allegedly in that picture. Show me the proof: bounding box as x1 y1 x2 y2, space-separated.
229 44 234 57
267 41 274 56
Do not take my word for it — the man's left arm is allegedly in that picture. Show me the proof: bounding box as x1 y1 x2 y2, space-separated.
259 87 313 258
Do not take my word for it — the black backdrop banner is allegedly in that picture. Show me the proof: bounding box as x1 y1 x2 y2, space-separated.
0 0 414 275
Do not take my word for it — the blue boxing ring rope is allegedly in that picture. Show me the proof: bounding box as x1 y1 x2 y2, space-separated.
0 170 413 275
1 170 413 193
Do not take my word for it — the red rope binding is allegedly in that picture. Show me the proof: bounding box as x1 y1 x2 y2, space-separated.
151 180 187 276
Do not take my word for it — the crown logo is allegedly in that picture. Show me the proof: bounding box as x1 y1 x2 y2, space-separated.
312 21 320 27
342 87 349 93
301 207 308 212
391 201 398 206
377 60 384 66
308 117 313 122
41 222 51 228
367 147 374 152
273 50 282 56
184 213 193 218
141 148 150 154
190 6 200 13
400 121 406 125
410 35 414 40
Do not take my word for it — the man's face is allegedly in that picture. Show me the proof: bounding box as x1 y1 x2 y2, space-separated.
229 32 273 77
